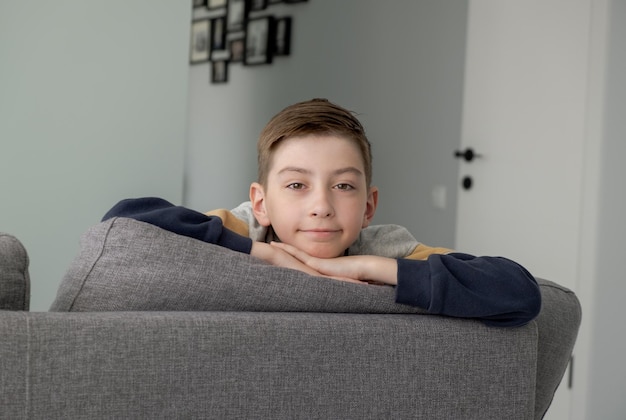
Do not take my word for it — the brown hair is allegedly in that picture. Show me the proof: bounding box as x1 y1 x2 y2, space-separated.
257 98 372 186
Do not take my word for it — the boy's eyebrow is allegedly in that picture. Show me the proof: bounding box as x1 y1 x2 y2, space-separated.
277 166 364 177
333 167 364 177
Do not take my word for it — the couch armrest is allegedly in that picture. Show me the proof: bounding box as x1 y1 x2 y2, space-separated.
0 233 30 311
534 278 582 419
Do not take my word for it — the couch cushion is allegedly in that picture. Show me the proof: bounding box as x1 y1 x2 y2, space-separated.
50 217 428 314
0 233 30 310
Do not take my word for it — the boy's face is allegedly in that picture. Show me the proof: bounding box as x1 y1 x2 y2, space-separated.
250 134 378 258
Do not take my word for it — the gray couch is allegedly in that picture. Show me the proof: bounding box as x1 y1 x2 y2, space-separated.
1 219 581 420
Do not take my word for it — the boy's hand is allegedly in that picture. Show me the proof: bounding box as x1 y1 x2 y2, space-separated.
250 242 363 284
270 241 398 286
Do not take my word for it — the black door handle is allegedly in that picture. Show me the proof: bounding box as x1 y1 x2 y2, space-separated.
462 176 473 190
454 148 482 162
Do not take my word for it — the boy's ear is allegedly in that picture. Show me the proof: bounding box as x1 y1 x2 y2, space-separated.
250 182 271 227
362 186 379 228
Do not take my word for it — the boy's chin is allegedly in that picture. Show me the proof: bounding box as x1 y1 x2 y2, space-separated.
302 245 345 259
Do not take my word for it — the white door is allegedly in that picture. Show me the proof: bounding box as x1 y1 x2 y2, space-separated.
455 1 595 419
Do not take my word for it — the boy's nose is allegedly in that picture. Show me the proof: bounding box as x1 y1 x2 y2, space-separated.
311 209 333 217
310 191 334 218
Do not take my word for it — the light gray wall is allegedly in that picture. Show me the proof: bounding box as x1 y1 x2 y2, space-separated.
586 1 626 417
0 2 190 310
184 0 467 248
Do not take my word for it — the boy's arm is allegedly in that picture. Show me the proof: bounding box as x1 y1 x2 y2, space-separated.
102 197 329 275
271 242 541 327
102 197 253 253
395 253 541 327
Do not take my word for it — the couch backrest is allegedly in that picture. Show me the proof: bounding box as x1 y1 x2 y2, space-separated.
3 225 582 419
0 233 30 311
1 311 538 420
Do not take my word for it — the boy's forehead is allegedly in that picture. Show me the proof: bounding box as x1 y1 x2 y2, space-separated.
269 134 366 169
272 133 360 155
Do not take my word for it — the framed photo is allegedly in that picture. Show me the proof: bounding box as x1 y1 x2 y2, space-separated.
211 61 228 84
229 38 245 62
226 0 247 32
189 19 211 64
193 0 206 8
211 17 227 52
244 16 275 65
274 17 291 56
249 0 268 11
206 0 226 9
211 48 230 62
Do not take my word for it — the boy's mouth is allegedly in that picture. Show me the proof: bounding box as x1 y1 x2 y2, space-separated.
300 228 341 239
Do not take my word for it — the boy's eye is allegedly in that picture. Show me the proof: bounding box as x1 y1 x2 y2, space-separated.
287 182 306 190
335 183 355 191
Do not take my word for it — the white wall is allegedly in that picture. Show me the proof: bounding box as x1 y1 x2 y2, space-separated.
0 2 190 310
185 0 467 248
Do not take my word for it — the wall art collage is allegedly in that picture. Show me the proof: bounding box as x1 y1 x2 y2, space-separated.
190 0 308 84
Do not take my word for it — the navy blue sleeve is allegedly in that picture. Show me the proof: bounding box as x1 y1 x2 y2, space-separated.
102 197 253 254
395 253 541 327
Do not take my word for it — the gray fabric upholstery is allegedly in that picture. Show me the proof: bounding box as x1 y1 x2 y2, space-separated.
50 217 427 314
533 279 582 418
0 233 30 310
0 224 582 419
1 311 537 420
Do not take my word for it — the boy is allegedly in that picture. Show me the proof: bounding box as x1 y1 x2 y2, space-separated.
104 98 541 327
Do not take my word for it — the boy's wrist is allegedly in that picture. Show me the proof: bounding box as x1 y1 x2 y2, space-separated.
250 241 271 260
360 256 398 285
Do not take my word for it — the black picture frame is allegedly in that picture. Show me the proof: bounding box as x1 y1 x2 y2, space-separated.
274 17 291 56
244 16 275 65
211 61 229 84
211 16 227 52
226 0 247 32
249 0 268 12
229 38 245 62
189 19 211 64
206 0 226 9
